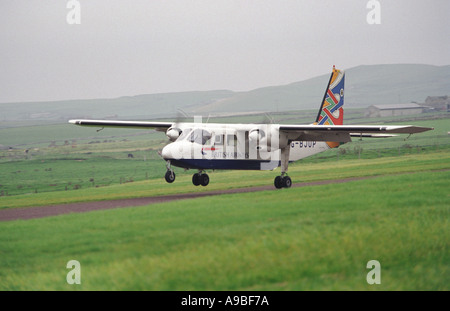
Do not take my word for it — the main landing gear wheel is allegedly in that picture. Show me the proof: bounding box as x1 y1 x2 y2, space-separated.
192 173 200 186
165 170 176 183
192 172 209 186
283 176 292 188
274 175 292 189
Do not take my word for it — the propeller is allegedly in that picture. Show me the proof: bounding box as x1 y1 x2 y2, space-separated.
176 108 190 123
262 112 275 124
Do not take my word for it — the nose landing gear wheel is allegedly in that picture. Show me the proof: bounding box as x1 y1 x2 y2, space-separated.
165 170 176 183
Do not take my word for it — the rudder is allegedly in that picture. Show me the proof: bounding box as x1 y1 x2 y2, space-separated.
315 66 345 126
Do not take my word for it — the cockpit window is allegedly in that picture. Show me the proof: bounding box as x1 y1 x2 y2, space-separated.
176 128 192 141
188 129 212 145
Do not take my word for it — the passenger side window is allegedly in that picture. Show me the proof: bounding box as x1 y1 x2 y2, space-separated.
214 135 223 145
227 134 237 146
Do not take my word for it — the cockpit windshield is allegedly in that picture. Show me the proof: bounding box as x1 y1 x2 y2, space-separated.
176 128 192 141
186 128 212 145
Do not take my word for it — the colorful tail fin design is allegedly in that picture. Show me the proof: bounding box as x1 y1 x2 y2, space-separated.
315 66 345 126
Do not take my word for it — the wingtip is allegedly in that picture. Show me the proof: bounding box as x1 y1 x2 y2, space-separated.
416 126 434 133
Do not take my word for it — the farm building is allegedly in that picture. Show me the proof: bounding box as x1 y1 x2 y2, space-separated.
423 96 450 111
365 103 425 118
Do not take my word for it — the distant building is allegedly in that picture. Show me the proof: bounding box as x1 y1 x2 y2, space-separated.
365 103 425 118
423 96 450 111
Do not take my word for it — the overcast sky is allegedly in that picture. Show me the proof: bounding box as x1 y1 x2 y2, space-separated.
0 0 449 103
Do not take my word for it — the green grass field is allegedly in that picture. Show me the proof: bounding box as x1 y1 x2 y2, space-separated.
0 112 448 291
0 150 448 209
1 117 449 199
0 167 448 290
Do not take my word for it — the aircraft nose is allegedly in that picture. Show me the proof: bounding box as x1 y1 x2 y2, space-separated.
162 143 184 160
161 145 171 160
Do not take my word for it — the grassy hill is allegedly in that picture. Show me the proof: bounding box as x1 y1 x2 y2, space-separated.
0 64 449 122
196 64 450 113
0 90 235 122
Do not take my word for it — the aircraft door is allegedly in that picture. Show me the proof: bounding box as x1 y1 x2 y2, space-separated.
226 134 237 159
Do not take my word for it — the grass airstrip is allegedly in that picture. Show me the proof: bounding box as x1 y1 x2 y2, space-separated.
0 151 448 290
0 114 449 290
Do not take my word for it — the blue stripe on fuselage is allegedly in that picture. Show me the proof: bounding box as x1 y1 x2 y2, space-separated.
168 158 279 170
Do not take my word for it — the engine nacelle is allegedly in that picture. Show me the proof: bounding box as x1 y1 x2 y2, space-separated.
166 127 182 142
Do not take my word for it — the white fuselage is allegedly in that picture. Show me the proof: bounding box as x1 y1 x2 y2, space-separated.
161 123 332 171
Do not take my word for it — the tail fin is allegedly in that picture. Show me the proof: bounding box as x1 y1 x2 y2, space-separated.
315 66 345 126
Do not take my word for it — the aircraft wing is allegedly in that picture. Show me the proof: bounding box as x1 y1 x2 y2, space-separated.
279 124 433 142
69 119 173 131
350 133 397 138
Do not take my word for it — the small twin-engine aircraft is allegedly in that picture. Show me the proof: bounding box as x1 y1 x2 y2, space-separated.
69 67 433 188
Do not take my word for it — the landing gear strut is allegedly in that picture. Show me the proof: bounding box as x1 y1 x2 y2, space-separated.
192 171 209 186
165 161 176 183
274 145 292 189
